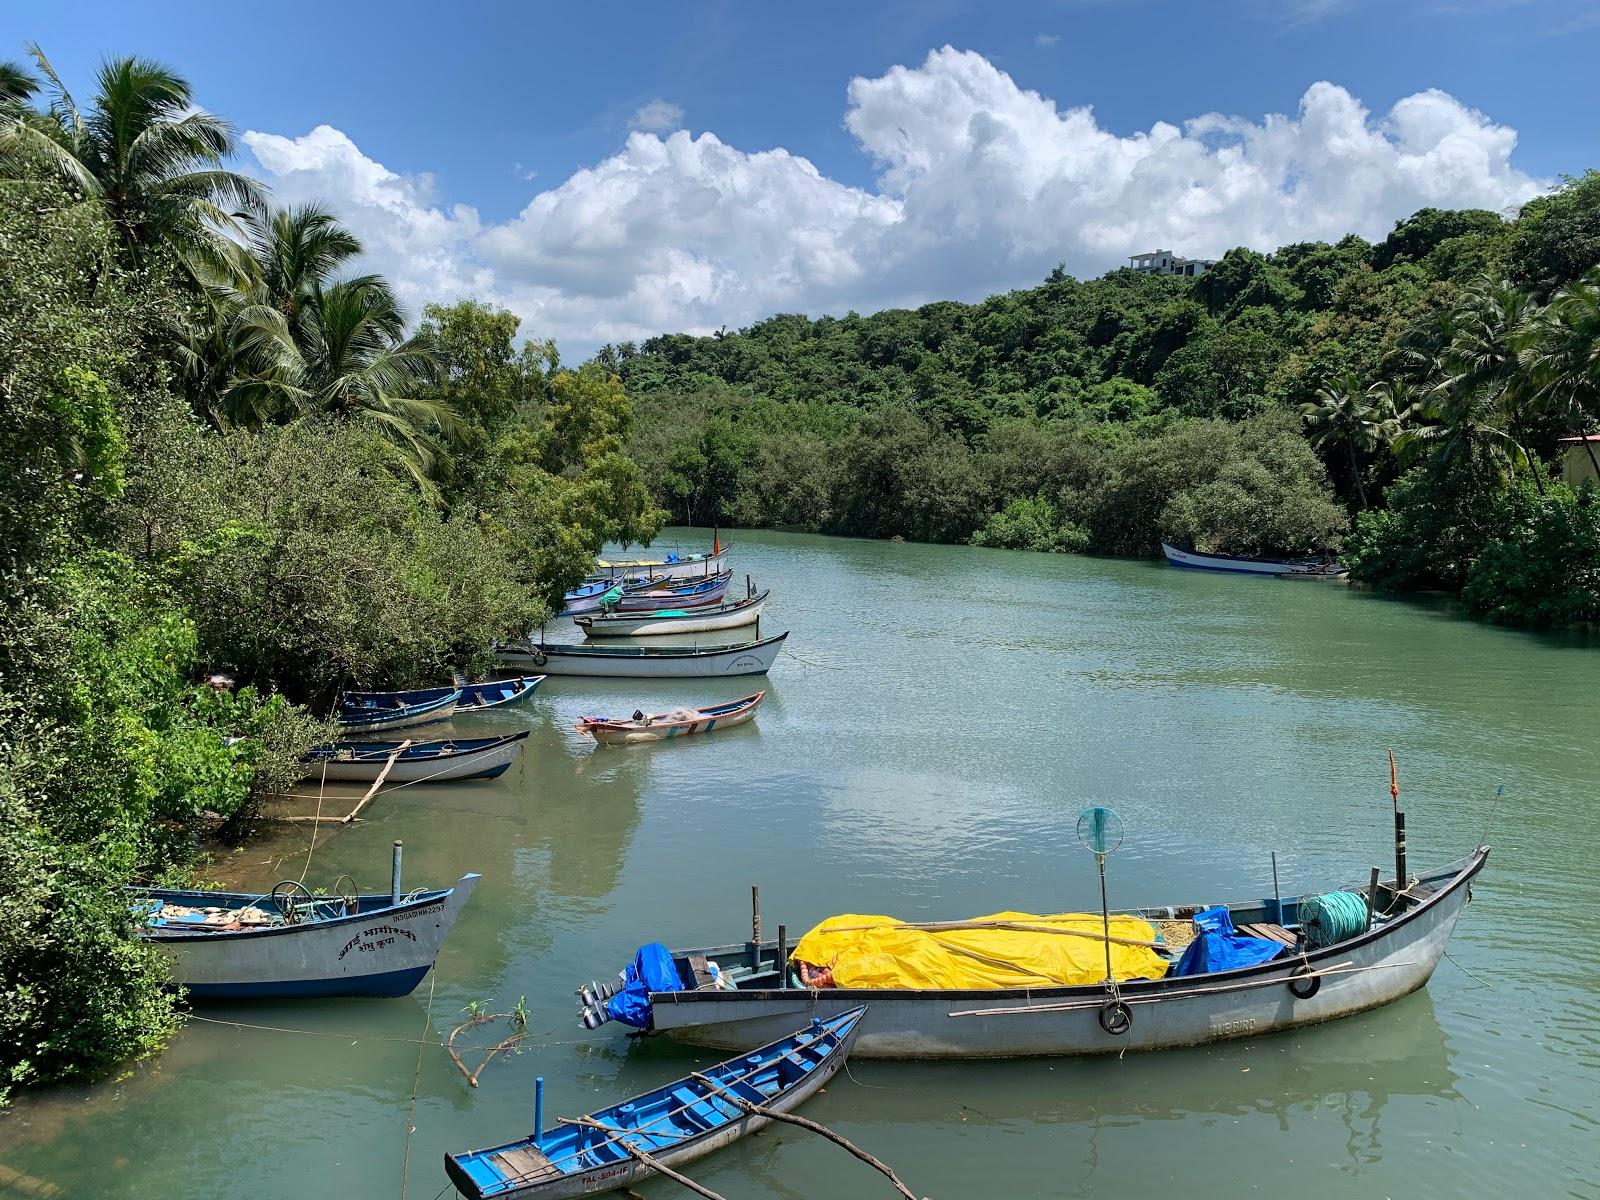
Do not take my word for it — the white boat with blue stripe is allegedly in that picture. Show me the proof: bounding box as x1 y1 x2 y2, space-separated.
134 871 479 1000
1162 542 1348 578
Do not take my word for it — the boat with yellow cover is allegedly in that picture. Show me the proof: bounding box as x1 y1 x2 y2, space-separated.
574 848 1488 1058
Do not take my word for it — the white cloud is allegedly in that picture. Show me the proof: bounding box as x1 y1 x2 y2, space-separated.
628 100 685 133
1034 32 1060 46
244 48 1544 358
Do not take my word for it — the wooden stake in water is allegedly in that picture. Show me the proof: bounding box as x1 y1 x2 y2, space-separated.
1389 749 1407 896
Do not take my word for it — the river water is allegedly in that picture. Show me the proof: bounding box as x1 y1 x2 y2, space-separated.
4 530 1599 1199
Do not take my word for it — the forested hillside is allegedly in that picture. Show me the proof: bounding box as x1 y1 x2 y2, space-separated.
607 178 1600 628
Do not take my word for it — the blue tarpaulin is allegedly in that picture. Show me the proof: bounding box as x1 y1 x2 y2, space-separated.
606 943 687 1028
1174 906 1286 977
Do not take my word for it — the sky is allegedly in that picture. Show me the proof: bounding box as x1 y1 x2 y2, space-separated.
12 1 1600 358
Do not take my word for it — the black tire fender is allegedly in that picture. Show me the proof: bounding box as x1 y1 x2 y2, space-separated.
1288 965 1322 999
1098 999 1132 1035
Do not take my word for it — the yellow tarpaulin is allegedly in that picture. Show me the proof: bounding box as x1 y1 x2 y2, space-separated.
790 911 1170 989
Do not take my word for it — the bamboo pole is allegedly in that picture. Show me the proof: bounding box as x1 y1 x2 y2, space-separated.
688 1072 920 1200
342 740 412 824
564 1118 728 1200
815 916 1165 950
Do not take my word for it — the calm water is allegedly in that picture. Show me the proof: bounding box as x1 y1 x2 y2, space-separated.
5 531 1600 1199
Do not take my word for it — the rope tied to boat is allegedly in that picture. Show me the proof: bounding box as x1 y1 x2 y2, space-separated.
1298 890 1369 949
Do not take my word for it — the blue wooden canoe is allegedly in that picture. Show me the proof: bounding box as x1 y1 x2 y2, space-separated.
337 685 461 734
444 1005 866 1199
458 675 545 713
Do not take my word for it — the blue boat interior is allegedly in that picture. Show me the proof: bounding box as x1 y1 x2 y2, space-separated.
339 685 458 712
457 676 543 711
445 1006 864 1197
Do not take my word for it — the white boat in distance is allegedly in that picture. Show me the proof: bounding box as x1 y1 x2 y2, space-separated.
575 590 768 638
1161 542 1348 578
497 632 787 678
592 546 729 582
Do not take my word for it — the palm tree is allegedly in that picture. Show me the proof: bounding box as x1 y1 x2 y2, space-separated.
1521 265 1600 483
0 60 37 113
1401 279 1545 491
177 205 451 487
0 45 262 276
294 277 452 487
1302 374 1407 509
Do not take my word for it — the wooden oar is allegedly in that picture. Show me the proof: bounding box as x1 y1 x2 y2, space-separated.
688 1072 920 1200
565 1117 727 1200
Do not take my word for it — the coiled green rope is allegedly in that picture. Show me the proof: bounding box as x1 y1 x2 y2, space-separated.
1298 890 1369 948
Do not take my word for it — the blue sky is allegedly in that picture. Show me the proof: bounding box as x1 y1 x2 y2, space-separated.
12 1 1598 355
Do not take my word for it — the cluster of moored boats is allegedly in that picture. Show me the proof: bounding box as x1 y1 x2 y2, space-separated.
127 537 1489 1200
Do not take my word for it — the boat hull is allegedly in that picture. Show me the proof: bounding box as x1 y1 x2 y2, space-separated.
614 578 730 613
338 693 461 735
580 692 764 744
302 734 527 783
577 594 766 638
497 633 787 678
593 547 728 582
141 875 479 1000
646 852 1485 1058
1161 542 1345 577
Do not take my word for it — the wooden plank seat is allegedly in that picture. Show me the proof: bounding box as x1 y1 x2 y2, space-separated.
684 952 717 989
1238 922 1298 947
493 1145 562 1184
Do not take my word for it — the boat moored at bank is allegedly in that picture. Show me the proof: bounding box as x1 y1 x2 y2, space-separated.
497 633 788 678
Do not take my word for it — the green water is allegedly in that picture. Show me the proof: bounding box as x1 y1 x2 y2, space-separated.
5 531 1599 1199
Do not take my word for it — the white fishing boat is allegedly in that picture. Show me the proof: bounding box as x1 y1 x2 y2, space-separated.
1161 542 1348 578
593 546 729 582
576 849 1487 1058
497 633 787 678
575 591 767 638
577 692 765 744
134 868 479 999
300 732 529 783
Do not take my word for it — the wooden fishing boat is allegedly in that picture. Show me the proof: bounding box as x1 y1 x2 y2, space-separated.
1161 542 1348 578
133 871 479 999
558 571 729 617
577 692 765 744
457 675 545 712
613 572 731 613
576 848 1488 1058
497 633 788 679
337 685 461 734
575 591 767 638
301 731 530 783
444 1006 864 1200
592 545 729 582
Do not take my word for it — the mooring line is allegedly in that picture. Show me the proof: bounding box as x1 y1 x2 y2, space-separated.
400 974 437 1200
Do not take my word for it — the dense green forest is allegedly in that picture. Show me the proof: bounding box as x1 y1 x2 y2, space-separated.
0 48 661 1101
607 179 1600 627
3 39 1599 1103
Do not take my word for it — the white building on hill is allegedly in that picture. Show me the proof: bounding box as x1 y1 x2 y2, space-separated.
1128 250 1217 277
